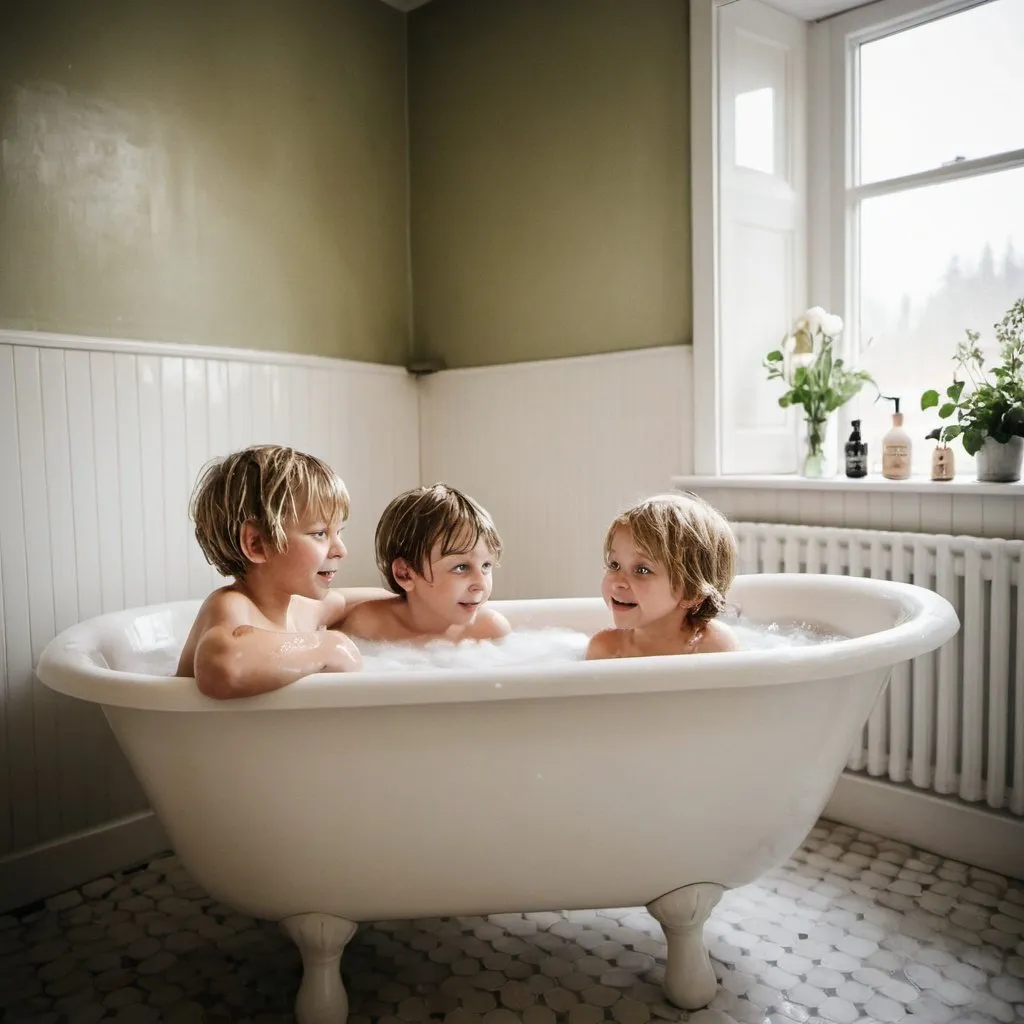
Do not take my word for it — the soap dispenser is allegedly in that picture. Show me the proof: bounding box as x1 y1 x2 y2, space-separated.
844 419 868 478
881 396 912 480
927 428 955 481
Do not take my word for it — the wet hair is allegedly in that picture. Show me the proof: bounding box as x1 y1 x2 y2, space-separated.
375 484 503 594
190 445 349 579
604 493 736 625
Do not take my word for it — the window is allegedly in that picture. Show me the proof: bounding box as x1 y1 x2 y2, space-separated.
828 0 1024 475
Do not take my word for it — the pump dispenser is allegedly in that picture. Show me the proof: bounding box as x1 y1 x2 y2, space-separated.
845 419 868 478
881 396 912 480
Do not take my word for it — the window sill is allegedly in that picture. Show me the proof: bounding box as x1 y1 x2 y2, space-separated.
672 474 1024 498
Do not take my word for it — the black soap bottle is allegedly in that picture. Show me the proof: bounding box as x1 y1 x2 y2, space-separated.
845 419 868 478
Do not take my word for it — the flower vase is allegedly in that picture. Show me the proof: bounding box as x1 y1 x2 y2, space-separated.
800 416 836 478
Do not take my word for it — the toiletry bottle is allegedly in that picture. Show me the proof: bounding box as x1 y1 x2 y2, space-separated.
881 396 912 480
845 419 868 478
927 428 955 481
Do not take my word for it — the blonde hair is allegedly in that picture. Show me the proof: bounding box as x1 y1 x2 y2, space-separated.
375 484 503 594
190 445 349 579
605 493 736 624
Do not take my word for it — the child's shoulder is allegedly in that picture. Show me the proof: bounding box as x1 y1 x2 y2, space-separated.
469 606 511 640
696 619 740 654
196 584 258 625
585 628 625 660
176 586 258 678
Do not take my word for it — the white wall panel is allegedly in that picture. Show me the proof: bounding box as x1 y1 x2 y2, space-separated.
0 331 419 869
693 485 1022 541
419 347 694 601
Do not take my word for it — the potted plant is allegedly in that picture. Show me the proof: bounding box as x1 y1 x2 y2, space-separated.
764 307 875 477
920 298 1024 483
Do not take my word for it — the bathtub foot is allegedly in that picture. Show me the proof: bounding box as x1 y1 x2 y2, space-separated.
647 882 725 1010
281 913 357 1024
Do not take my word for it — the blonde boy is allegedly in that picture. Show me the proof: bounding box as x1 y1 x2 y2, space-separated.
176 445 389 698
342 484 511 643
587 493 739 660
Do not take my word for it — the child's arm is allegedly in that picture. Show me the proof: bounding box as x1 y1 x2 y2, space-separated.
320 587 397 630
585 629 620 660
340 598 396 641
190 592 362 699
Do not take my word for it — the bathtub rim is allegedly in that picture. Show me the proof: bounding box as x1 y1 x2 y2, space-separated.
35 573 959 713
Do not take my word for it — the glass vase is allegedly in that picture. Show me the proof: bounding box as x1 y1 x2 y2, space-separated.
800 416 835 478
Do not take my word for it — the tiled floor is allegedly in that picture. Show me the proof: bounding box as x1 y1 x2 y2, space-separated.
1 819 1022 1024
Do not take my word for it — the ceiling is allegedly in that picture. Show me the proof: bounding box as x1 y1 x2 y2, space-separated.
378 0 431 11
377 0 880 20
756 0 878 18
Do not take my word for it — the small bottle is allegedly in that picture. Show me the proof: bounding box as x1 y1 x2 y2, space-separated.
844 419 868 478
927 428 955 481
881 396 912 480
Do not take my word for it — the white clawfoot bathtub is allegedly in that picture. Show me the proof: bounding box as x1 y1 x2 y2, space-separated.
37 574 957 1024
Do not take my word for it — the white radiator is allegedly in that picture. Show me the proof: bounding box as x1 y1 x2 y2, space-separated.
732 522 1024 818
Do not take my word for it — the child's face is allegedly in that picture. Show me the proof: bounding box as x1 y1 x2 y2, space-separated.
398 537 497 628
261 511 347 600
602 527 689 628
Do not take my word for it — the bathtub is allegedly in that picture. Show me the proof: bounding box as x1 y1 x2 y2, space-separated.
37 573 957 1024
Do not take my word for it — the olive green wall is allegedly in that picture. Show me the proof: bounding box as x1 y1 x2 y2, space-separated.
0 0 410 363
408 0 691 368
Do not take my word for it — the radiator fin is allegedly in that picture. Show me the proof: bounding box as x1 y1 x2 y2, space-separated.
732 522 1024 818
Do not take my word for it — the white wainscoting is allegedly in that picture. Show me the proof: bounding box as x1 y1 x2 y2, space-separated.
419 346 695 600
0 330 419 908
3 329 1020 908
686 480 1024 541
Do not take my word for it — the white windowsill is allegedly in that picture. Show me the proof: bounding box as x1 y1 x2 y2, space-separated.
672 474 1024 498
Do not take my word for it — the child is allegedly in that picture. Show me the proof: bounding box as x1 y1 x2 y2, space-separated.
342 483 511 643
586 493 739 660
175 444 390 699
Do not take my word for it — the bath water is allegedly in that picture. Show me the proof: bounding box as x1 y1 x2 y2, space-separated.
355 617 845 674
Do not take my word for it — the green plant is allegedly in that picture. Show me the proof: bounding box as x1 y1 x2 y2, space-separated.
764 311 875 462
920 298 1024 455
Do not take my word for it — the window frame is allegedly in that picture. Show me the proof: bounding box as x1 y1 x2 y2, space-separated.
813 0 1024 464
691 0 1024 479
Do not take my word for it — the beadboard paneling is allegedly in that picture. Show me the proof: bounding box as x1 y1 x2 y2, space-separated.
0 332 419 861
692 486 1024 540
418 346 695 600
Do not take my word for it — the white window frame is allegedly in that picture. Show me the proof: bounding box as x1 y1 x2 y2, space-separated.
812 0 1024 389
690 0 721 476
691 0 1024 477
691 0 809 476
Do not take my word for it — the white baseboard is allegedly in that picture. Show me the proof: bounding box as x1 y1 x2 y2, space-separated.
825 773 1024 882
0 811 169 914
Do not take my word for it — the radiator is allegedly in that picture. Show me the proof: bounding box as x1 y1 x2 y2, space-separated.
732 522 1024 818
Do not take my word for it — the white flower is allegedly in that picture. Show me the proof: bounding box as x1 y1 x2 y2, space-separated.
790 352 815 370
822 313 844 337
782 334 797 354
802 306 828 336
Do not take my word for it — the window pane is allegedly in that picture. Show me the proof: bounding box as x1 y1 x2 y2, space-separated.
859 0 1024 184
854 166 1024 474
735 87 774 174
